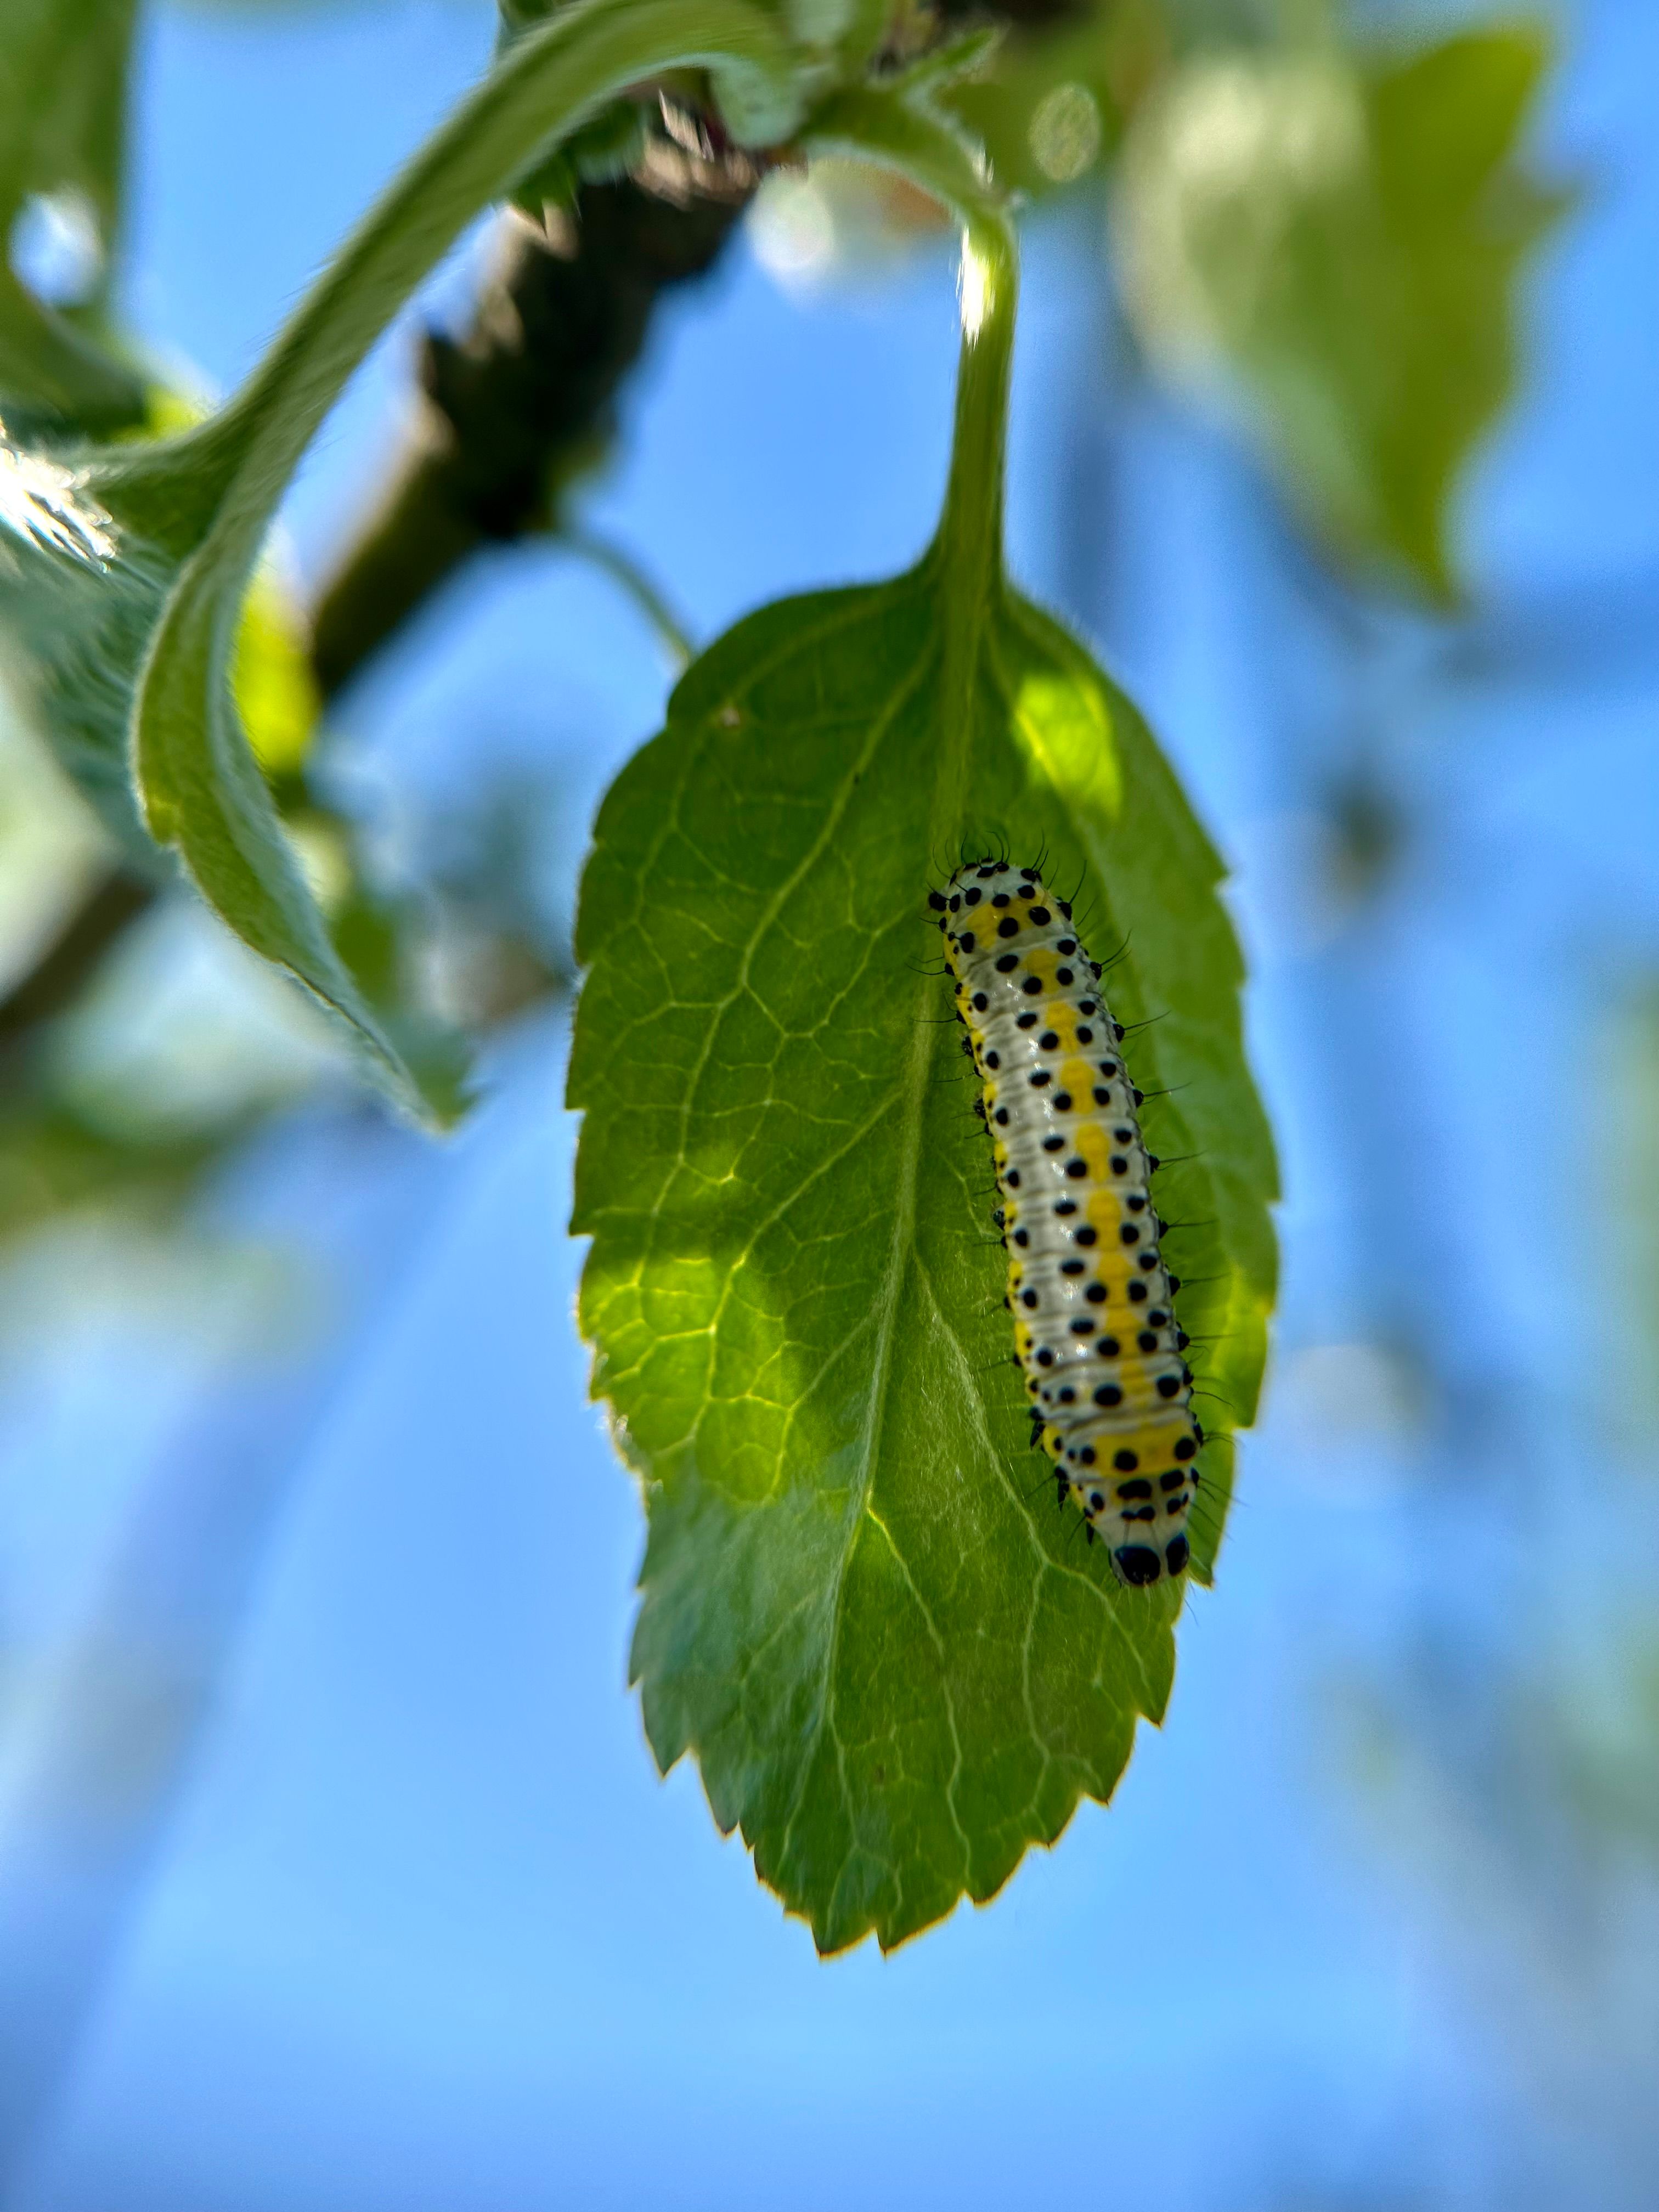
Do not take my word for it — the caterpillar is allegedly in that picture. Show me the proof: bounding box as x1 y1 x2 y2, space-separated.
932 858 1200 1588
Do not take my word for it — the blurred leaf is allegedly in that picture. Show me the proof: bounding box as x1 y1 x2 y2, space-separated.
233 565 320 778
499 0 809 144
1553 1638 1659 1859
0 0 147 435
569 556 1276 1953
170 0 455 11
0 0 795 1124
0 444 163 860
328 882 477 1121
1602 981 1659 1441
0 1098 238 1242
116 385 320 777
946 0 1166 199
888 22 1005 101
1115 27 1567 596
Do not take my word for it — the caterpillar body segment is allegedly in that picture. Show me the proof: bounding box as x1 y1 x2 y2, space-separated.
932 859 1199 1588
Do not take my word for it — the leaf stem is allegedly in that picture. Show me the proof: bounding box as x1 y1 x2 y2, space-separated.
801 83 1017 851
935 205 1017 603
799 86 1016 595
560 524 696 668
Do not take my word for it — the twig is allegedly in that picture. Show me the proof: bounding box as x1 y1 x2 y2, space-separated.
561 523 695 668
309 166 754 701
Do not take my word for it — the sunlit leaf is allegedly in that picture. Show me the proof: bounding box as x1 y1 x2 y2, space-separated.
0 432 115 565
1115 27 1566 596
569 554 1277 1953
234 564 321 778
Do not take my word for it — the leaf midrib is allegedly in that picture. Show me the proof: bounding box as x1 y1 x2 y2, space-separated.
771 573 990 1905
634 631 943 1515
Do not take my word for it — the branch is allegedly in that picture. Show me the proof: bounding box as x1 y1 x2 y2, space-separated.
310 153 755 700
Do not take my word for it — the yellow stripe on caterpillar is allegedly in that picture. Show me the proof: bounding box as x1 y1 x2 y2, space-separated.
930 857 1199 1589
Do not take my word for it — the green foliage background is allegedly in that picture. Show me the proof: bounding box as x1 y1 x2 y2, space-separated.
1115 25 1565 595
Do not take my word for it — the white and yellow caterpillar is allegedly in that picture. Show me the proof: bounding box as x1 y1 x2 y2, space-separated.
933 859 1200 1587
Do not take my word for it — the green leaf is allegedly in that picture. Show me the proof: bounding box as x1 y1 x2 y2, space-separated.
0 0 146 436
567 112 1275 1938
571 562 1276 1953
0 0 798 1122
1115 27 1567 597
571 73 1273 1957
